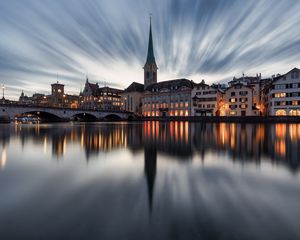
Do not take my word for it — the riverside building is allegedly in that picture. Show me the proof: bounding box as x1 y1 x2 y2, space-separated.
263 68 300 116
80 78 123 111
221 83 259 117
191 81 224 116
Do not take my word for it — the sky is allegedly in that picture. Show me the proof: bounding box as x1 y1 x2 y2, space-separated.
1 0 300 99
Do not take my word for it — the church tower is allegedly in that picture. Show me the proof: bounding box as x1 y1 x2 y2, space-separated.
144 17 158 90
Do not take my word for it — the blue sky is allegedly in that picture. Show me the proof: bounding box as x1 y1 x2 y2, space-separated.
1 0 300 99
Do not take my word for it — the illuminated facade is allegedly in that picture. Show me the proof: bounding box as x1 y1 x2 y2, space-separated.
143 79 194 117
80 78 123 111
264 68 300 116
221 83 260 116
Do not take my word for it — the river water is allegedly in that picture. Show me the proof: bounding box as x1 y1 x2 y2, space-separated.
0 122 300 240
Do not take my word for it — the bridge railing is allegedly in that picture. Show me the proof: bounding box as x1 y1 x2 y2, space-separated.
0 103 133 114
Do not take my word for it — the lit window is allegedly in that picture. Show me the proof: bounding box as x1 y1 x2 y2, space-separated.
275 93 286 98
276 110 286 116
230 111 236 116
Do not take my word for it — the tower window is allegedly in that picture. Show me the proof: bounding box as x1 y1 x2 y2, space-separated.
146 72 150 79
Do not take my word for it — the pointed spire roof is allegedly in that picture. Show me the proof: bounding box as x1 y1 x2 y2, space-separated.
145 16 156 65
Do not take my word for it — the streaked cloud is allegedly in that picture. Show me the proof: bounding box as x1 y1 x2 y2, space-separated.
0 0 300 99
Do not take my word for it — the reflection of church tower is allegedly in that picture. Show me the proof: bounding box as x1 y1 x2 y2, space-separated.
144 16 158 90
144 144 157 212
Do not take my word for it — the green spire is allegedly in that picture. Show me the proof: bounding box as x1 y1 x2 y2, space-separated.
145 16 156 65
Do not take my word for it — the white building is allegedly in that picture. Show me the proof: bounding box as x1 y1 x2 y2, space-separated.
264 68 300 116
191 81 223 116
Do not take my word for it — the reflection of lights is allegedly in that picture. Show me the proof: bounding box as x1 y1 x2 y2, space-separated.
275 124 286 139
0 147 7 169
43 137 47 154
220 123 227 146
185 121 189 143
289 124 300 142
275 140 286 157
230 124 236 149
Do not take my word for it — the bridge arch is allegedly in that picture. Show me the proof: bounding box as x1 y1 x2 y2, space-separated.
103 114 122 121
15 111 62 121
72 112 98 121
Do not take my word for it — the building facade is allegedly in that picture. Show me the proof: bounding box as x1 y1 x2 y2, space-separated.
221 83 259 117
143 79 194 117
121 82 144 115
191 81 223 116
80 78 123 111
264 68 300 116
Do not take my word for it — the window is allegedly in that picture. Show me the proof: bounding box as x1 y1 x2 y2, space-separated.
292 100 298 106
276 110 286 116
240 104 247 109
230 111 236 116
292 83 298 88
231 92 236 96
275 84 286 90
274 92 286 98
230 98 237 103
289 110 300 116
239 91 248 96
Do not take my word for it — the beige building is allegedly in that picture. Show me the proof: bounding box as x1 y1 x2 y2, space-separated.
191 81 224 116
263 68 300 116
221 83 260 116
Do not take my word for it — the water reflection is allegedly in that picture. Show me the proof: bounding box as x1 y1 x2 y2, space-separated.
0 122 300 170
0 122 300 239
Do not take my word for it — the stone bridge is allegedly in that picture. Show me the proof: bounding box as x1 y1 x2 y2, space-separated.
0 104 135 121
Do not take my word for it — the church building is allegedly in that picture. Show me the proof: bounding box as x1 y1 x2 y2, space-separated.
142 18 194 117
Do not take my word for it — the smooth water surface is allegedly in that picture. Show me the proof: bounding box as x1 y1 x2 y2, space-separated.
0 122 300 240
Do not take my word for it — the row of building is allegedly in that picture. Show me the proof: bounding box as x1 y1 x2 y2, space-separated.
18 20 300 117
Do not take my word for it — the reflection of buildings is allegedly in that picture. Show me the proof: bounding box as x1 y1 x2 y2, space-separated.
1 122 300 171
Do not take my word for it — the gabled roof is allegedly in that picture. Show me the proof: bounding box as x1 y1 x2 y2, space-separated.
225 82 254 92
271 67 300 83
125 82 144 93
145 78 194 92
97 86 124 94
